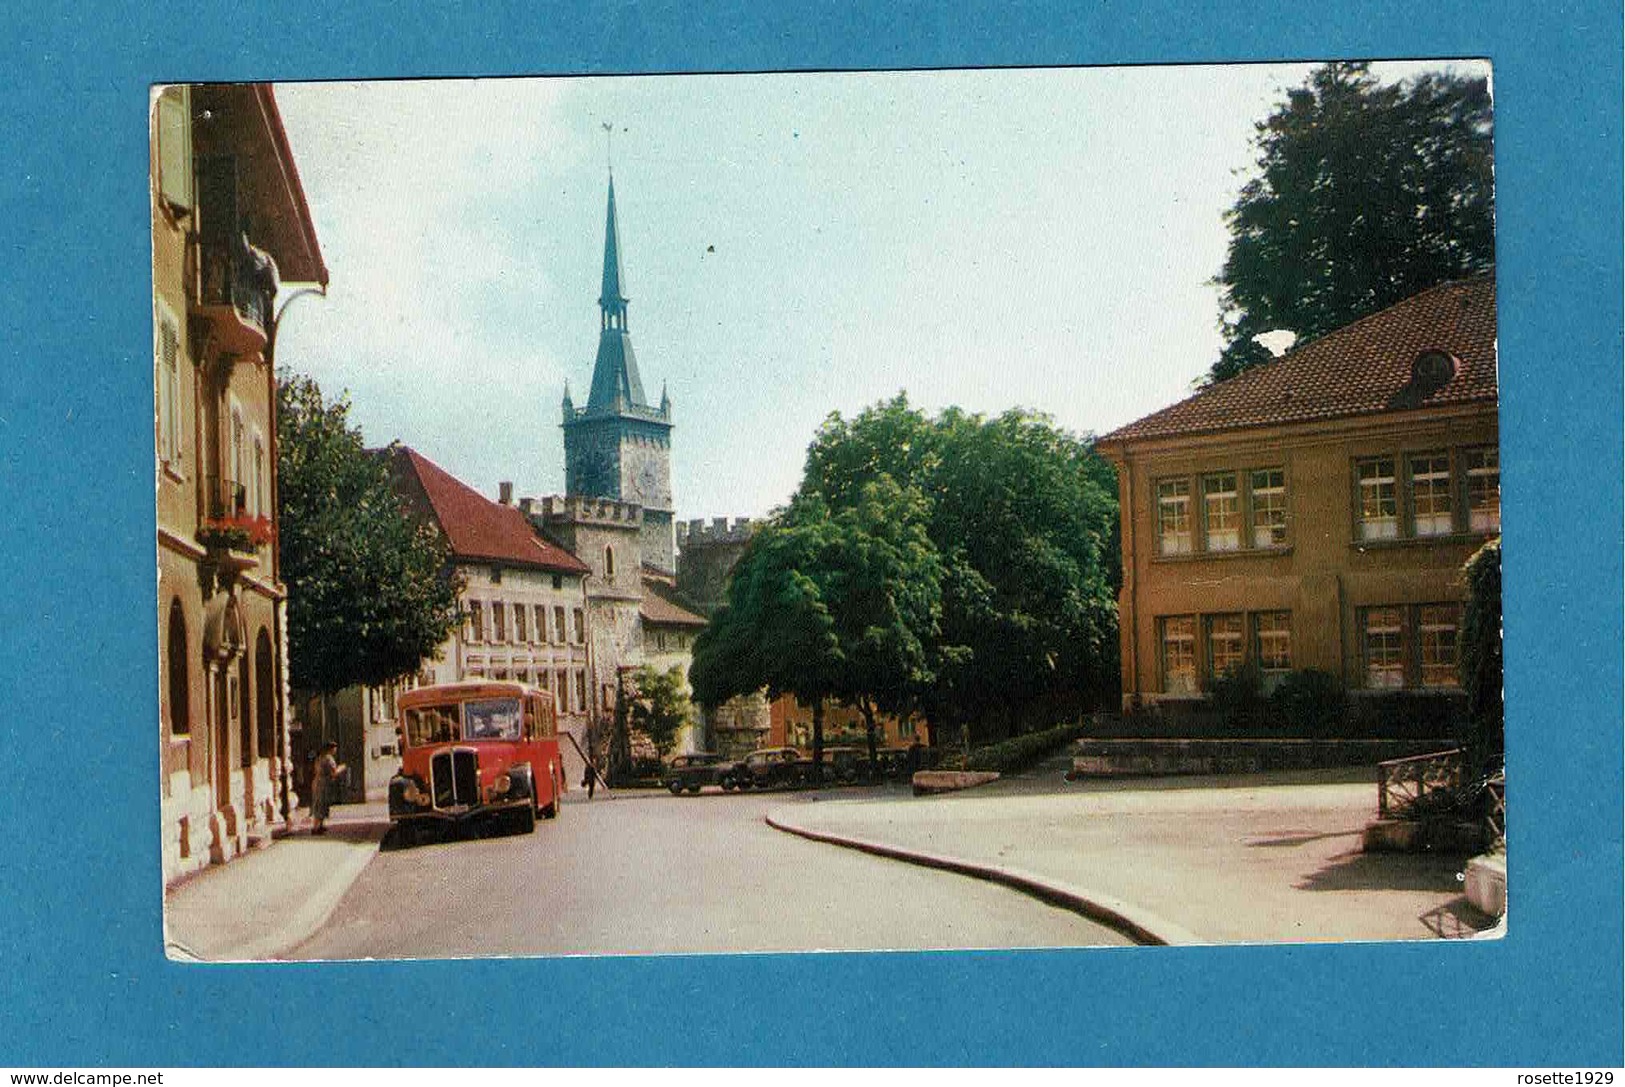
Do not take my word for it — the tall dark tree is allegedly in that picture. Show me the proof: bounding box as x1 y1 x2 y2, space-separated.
1209 62 1495 384
277 372 463 694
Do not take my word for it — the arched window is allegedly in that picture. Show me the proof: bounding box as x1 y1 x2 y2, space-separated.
167 599 190 736
604 545 616 582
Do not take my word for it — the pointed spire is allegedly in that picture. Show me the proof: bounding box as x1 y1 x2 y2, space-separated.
586 174 647 413
660 382 671 415
599 176 628 318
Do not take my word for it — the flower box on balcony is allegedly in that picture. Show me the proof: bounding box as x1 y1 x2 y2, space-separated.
197 513 273 554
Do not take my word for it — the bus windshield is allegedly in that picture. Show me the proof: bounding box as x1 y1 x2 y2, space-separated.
463 697 524 741
403 704 461 747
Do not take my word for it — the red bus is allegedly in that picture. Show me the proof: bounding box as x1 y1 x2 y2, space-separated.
388 681 566 840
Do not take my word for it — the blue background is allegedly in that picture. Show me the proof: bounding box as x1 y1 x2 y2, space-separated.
1 0 1619 1067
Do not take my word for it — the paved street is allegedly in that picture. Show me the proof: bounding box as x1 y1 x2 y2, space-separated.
286 786 1135 959
778 763 1499 945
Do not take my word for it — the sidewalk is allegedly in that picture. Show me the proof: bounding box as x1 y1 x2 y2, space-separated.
768 758 1501 946
163 800 392 962
162 789 626 961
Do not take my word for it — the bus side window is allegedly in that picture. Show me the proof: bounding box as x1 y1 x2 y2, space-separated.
523 699 537 740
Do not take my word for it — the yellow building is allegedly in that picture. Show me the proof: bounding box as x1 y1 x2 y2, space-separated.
153 85 327 882
1096 278 1498 724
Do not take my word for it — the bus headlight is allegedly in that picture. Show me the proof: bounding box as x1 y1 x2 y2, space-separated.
492 773 512 797
402 779 428 806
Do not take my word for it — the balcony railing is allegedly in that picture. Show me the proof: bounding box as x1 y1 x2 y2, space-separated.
207 475 249 520
1376 747 1465 818
194 155 278 355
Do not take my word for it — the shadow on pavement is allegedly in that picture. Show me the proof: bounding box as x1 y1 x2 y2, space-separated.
1294 848 1468 893
1420 899 1499 938
1246 828 1364 848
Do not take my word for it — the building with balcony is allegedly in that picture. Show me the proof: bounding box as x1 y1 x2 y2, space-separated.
154 84 328 883
1095 277 1499 727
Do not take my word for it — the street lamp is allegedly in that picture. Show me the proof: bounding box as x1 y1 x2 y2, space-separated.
264 282 326 826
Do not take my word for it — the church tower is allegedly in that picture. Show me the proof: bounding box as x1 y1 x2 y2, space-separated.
562 175 677 573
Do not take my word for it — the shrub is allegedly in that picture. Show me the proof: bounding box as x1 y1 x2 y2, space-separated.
963 722 1083 774
1210 661 1264 723
1269 669 1347 736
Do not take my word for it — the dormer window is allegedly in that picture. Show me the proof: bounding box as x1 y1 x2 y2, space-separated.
1412 349 1460 390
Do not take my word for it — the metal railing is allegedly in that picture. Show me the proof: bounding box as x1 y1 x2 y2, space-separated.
206 475 249 520
1376 746 1465 818
1484 772 1506 848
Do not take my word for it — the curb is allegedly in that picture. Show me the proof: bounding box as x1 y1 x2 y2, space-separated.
765 811 1204 948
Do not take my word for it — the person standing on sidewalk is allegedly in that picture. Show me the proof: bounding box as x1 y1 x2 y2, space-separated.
581 760 597 800
311 741 347 835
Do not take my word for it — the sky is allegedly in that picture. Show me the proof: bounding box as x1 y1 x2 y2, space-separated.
272 61 1481 522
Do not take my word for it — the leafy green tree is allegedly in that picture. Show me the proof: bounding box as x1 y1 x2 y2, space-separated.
1208 62 1495 384
801 396 1120 742
629 664 694 757
690 479 943 767
690 514 844 765
806 479 943 765
277 372 462 694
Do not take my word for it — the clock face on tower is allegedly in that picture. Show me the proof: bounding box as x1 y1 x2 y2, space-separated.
631 454 664 507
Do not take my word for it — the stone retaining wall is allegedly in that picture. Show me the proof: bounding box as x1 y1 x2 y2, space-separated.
1071 737 1452 777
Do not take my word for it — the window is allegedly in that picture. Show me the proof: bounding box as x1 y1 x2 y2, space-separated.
573 608 585 644
533 604 547 644
1362 607 1406 689
515 604 528 643
1156 480 1192 555
1418 605 1462 688
1356 458 1398 540
166 599 190 736
555 670 568 703
492 601 507 642
156 86 193 212
1206 614 1245 678
605 545 616 583
1354 445 1498 542
1202 474 1241 552
1250 469 1287 548
1160 616 1197 695
552 574 563 590
466 601 484 643
252 435 267 517
1410 453 1452 536
575 670 587 712
554 606 567 646
1466 447 1500 533
1254 612 1292 675
491 566 502 584
155 308 182 468
230 405 246 511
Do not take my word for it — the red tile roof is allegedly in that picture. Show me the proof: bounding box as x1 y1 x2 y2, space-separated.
1098 277 1497 447
384 446 590 575
640 576 708 629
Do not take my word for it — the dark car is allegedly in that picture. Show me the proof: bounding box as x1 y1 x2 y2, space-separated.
723 746 802 790
660 752 730 795
812 745 872 785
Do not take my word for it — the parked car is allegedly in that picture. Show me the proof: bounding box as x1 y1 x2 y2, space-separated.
660 752 730 795
723 746 802 790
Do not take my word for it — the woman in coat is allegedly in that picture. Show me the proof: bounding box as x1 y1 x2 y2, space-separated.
311 741 346 835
